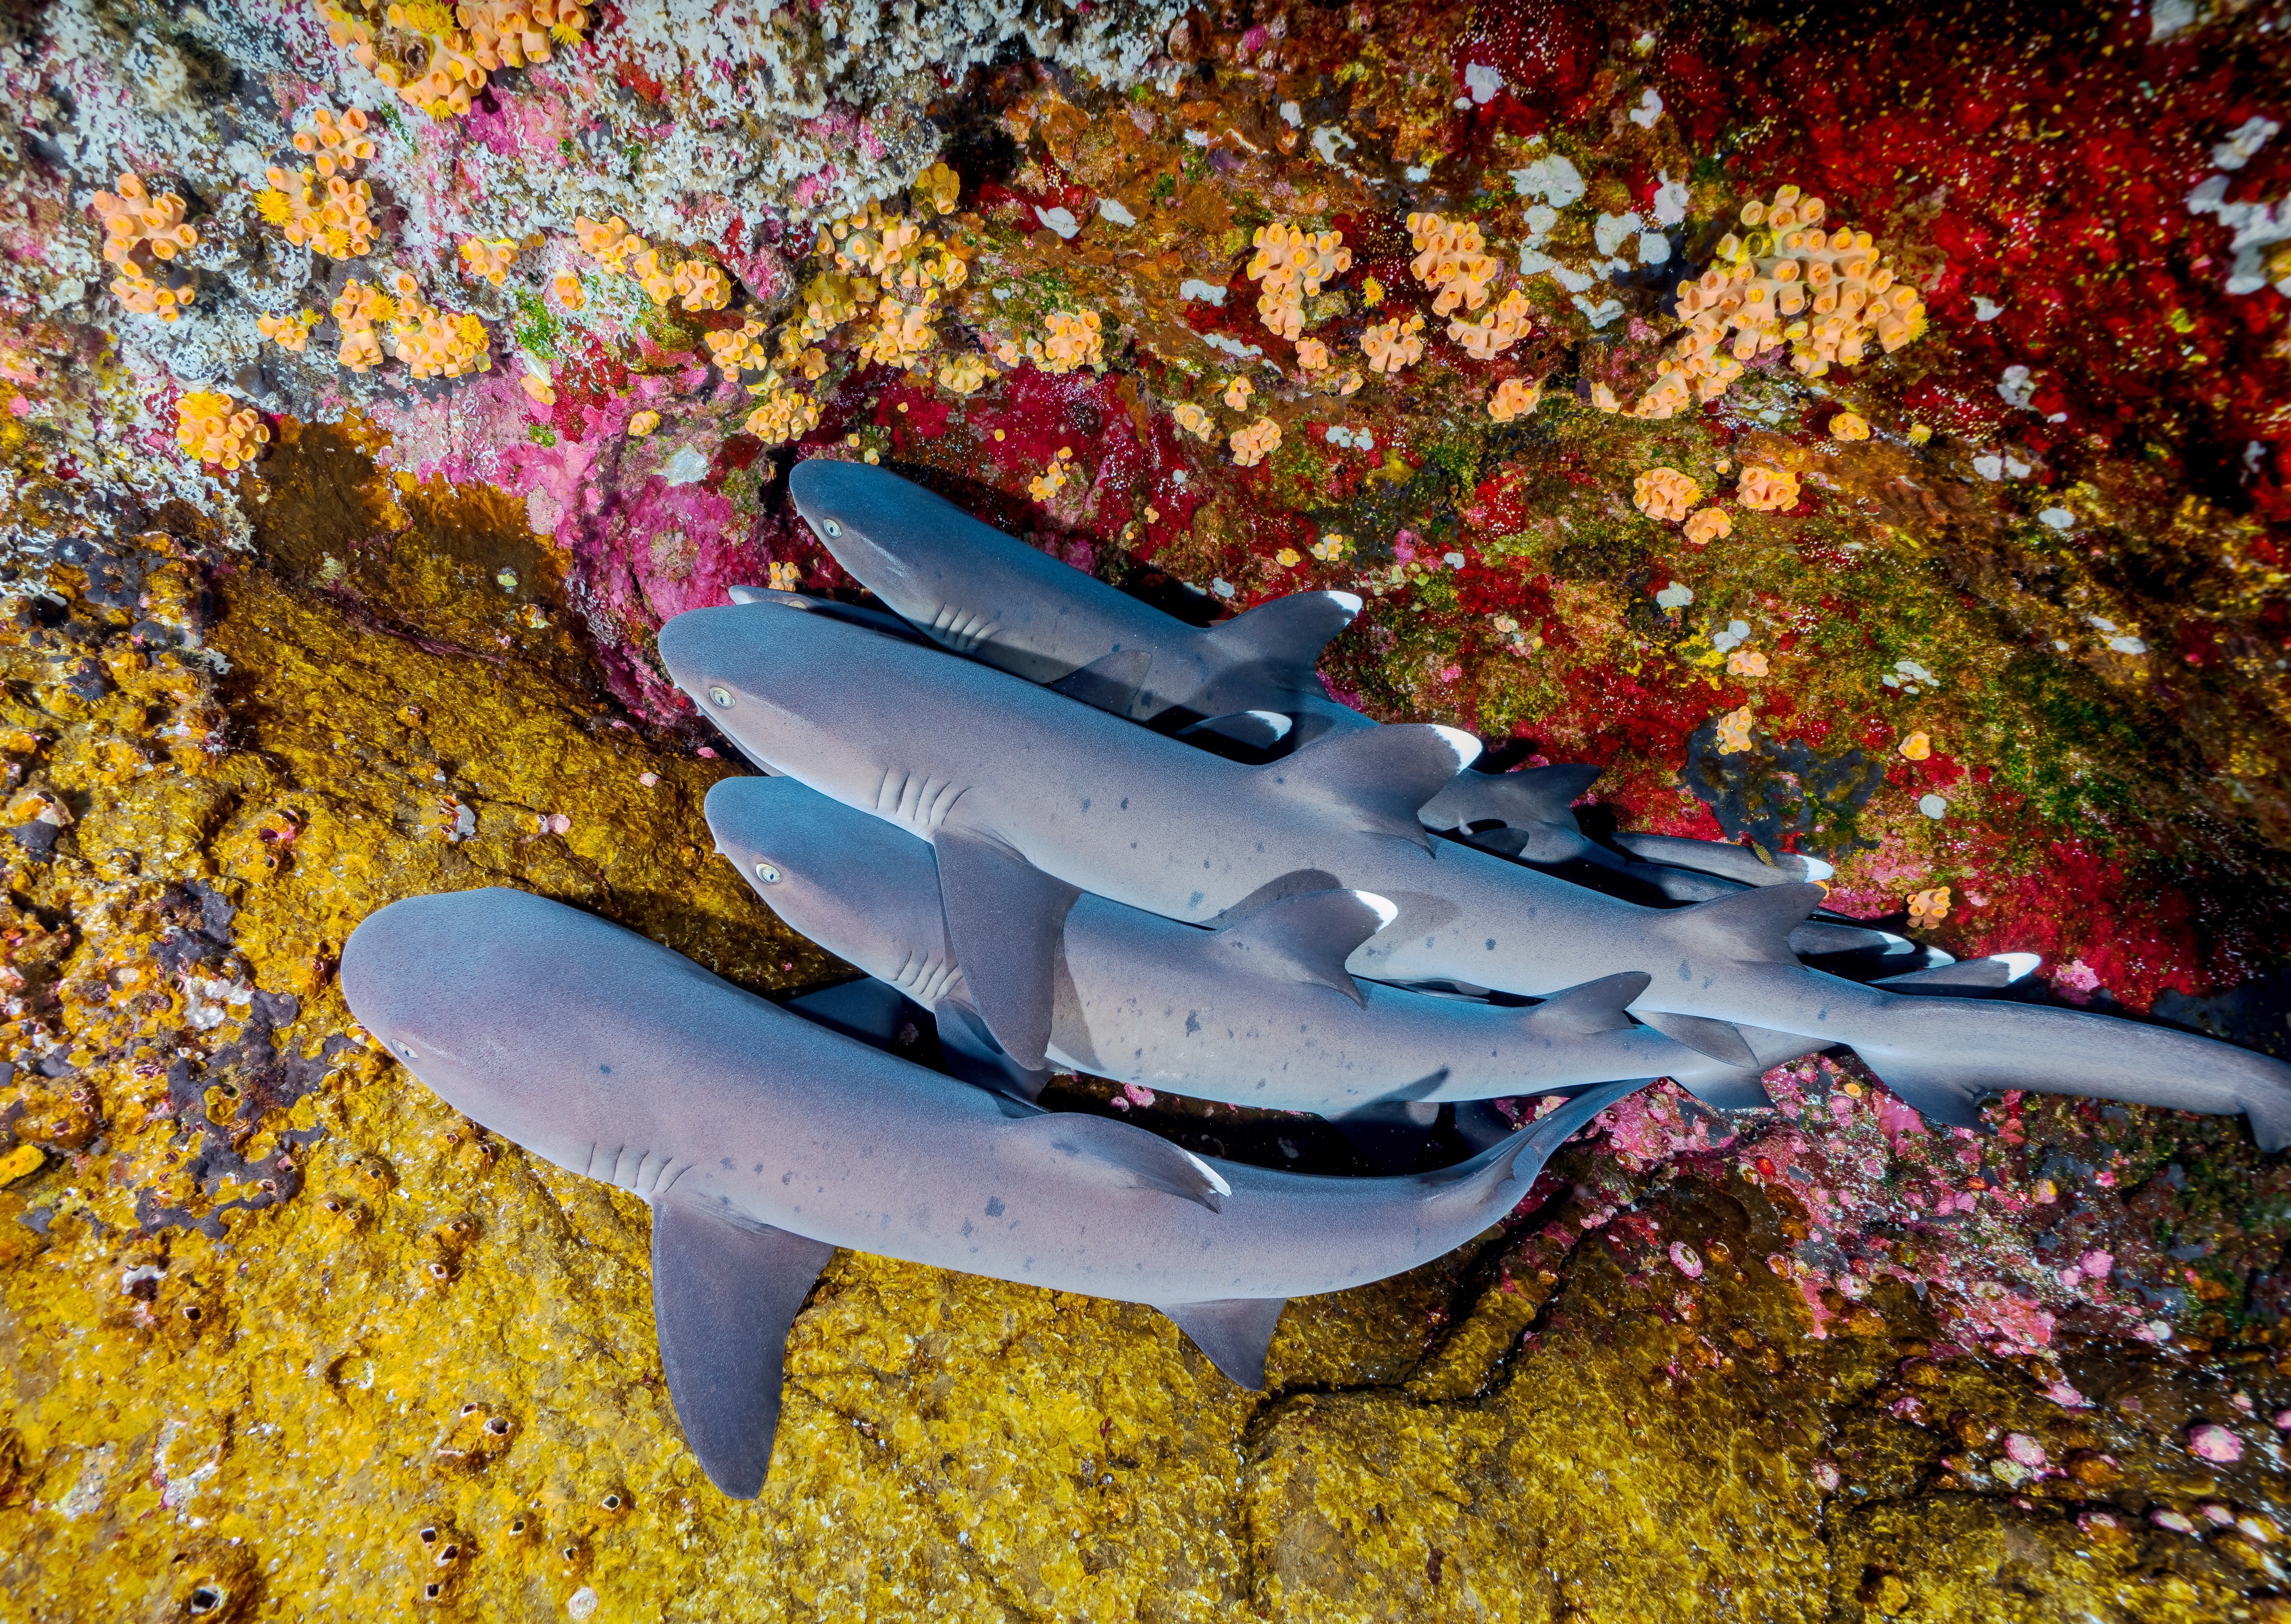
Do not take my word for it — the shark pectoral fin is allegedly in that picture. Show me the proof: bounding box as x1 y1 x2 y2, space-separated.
1420 761 1604 831
1525 971 1652 1035
934 1001 1053 1103
1675 881 1826 963
1198 590 1362 691
1176 710 1293 750
1152 1297 1289 1390
1856 1057 1991 1129
649 1197 836 1500
1634 1010 1761 1067
1680 1071 1776 1111
1272 723 1482 850
1002 1111 1232 1211
1875 953 2043 996
1047 647 1154 714
780 977 920 1051
1211 888 1397 1006
931 824 1079 1071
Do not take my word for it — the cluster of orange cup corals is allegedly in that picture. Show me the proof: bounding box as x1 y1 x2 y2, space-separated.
387 275 493 378
1028 309 1104 375
1229 417 1281 468
459 237 518 285
1736 464 1801 511
1487 376 1541 422
630 247 730 312
1405 213 1498 316
573 214 639 272
294 105 376 174
319 1 590 119
704 318 771 376
92 172 199 321
175 392 269 471
1361 313 1426 375
1245 221 1350 341
255 165 377 261
1632 467 1702 524
1449 286 1533 361
330 279 392 370
1633 185 1928 419
821 200 968 303
256 309 322 352
1293 337 1363 396
745 380 820 445
936 352 992 396
859 293 939 369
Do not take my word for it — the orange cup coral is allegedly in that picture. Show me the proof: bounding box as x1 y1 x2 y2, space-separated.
1682 508 1733 546
1632 467 1702 523
175 392 269 471
1737 466 1801 512
1229 417 1282 468
1487 376 1541 422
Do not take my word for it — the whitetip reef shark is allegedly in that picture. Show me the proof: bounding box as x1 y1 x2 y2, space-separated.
657 598 2291 1149
782 458 1808 859
706 773 1787 1112
340 887 1643 1497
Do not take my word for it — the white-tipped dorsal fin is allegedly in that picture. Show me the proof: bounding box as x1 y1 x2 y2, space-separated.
1002 1111 1231 1211
1213 888 1396 1006
1420 762 1604 831
1197 590 1363 688
1151 1297 1289 1389
1266 724 1482 851
1673 880 1825 963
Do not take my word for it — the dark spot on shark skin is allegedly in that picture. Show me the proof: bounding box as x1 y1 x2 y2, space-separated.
985 1196 1005 1216
1703 976 1715 990
1186 1011 1201 1035
721 1157 734 1169
1188 890 1203 909
1203 859 1211 869
1081 798 1091 812
1679 959 1692 982
754 1164 763 1173
599 1064 612 1074
961 1218 975 1237
1487 939 1496 950
1120 797 1128 810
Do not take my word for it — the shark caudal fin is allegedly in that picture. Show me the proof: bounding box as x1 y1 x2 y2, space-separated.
649 1195 836 1499
1151 1297 1289 1390
1420 1078 1648 1208
1521 971 1650 1034
1211 888 1397 1006
1419 762 1604 832
1268 723 1482 850
1196 590 1363 700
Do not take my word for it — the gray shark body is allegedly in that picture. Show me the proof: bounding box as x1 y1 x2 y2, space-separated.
705 775 1782 1112
341 888 1638 1496
658 600 2291 1149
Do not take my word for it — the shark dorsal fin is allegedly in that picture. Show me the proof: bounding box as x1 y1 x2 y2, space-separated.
1420 762 1604 831
1267 723 1481 850
1047 647 1153 714
1197 590 1362 688
1523 971 1650 1035
931 823 1080 1071
649 1196 836 1499
1675 880 1825 963
1151 1297 1289 1389
1211 888 1396 1007
1001 1110 1231 1211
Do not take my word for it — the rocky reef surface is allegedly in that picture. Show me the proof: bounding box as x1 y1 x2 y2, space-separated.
2 0 2291 1617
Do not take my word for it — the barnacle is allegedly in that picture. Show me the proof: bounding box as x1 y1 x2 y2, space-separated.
1449 286 1533 360
175 392 270 471
256 309 322 353
1488 376 1541 421
459 238 519 285
1737 465 1801 512
255 164 377 260
1029 309 1104 375
1634 184 1929 416
1361 313 1426 375
318 1 591 120
1633 468 1701 523
1406 212 1498 316
91 172 199 321
1229 416 1281 468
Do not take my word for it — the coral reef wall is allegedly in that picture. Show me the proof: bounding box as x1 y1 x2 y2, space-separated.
3 0 2291 1617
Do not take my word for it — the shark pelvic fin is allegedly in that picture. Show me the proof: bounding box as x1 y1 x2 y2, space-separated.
1874 953 2042 996
1270 723 1482 850
1212 888 1396 1006
1856 1057 1993 1129
1419 762 1604 831
1679 1071 1777 1111
1152 1297 1289 1389
1047 647 1154 714
1675 880 1825 963
933 1001 1053 1102
649 1196 836 1500
1197 590 1362 693
1633 1010 1762 1067
1176 710 1293 750
931 824 1080 1071
780 977 919 1051
1523 971 1651 1035
1002 1110 1232 1211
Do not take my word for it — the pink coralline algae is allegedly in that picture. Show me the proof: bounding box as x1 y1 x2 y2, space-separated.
2188 1424 2245 1464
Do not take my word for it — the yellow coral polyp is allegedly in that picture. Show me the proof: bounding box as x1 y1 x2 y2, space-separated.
1831 411 1872 442
550 269 585 310
936 353 992 396
1908 886 1951 925
330 278 395 372
1171 401 1214 442
1634 184 1928 415
1449 286 1533 361
1029 309 1104 375
704 319 771 375
1229 416 1281 468
745 384 820 446
1028 447 1076 503
573 214 639 273
257 165 378 260
916 161 962 215
92 171 200 322
1405 212 1497 316
1633 467 1701 524
626 409 661 436
1246 222 1351 342
628 247 731 313
1715 706 1756 755
174 391 270 472
859 294 939 370
1222 376 1254 411
1361 313 1426 375
459 237 519 285
385 277 493 379
1683 507 1733 546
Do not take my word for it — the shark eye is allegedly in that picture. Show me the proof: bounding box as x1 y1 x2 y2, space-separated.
396 1043 418 1062
707 686 734 708
754 862 782 885
820 519 841 537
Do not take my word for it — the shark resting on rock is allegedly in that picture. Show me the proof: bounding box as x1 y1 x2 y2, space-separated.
340 886 1644 1497
706 773 1794 1113
778 458 1836 881
657 597 2291 1149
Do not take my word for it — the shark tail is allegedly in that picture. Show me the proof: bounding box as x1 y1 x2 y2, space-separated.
1419 1078 1649 1212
